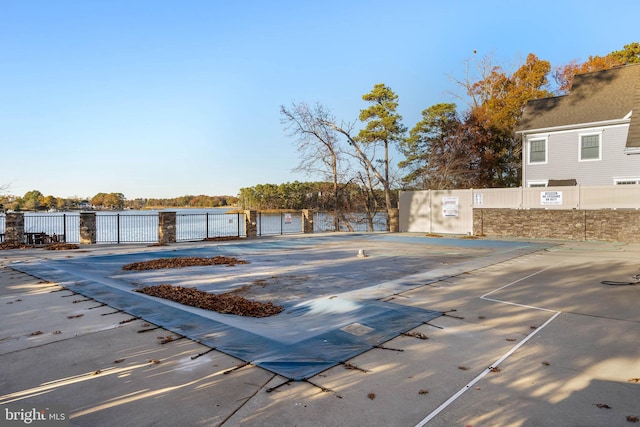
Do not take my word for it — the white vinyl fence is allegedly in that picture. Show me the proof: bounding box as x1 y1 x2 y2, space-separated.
399 185 640 234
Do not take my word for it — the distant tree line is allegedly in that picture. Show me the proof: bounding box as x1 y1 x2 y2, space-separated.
0 190 238 212
0 190 74 212
238 181 396 211
126 194 238 209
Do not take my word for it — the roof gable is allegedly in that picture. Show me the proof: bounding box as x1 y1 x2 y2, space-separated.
518 64 640 149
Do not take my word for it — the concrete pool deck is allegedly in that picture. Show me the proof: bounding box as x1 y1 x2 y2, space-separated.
1 233 639 426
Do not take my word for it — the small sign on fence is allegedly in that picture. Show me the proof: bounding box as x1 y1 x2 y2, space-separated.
284 213 292 224
442 197 459 217
540 191 563 205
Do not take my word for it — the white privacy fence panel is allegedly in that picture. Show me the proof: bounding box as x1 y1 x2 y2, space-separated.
401 185 640 234
399 190 431 232
399 190 473 234
580 185 640 209
430 190 473 234
522 186 580 210
471 188 522 208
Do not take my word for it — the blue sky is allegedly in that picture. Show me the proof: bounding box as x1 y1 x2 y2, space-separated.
2 0 639 199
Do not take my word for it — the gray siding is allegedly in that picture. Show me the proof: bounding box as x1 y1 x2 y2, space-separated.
524 124 640 185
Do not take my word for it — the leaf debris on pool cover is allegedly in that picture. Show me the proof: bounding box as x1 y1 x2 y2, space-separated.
136 284 284 317
122 256 249 270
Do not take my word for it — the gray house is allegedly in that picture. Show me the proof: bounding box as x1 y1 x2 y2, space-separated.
517 63 640 187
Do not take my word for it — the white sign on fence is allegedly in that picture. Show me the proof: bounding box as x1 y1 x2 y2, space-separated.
442 197 459 217
284 213 292 224
541 191 563 205
474 193 483 206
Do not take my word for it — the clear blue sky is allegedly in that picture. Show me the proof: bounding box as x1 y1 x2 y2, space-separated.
2 0 638 199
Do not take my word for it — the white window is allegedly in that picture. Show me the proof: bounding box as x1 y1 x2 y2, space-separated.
528 138 547 164
614 178 640 185
527 180 548 187
579 133 601 161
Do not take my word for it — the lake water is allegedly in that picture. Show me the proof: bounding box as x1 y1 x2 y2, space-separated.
1 209 387 243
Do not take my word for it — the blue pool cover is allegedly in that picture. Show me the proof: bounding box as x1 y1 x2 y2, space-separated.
10 235 547 380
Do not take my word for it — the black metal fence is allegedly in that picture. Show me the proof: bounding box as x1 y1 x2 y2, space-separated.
257 212 303 236
96 213 159 244
0 210 387 245
313 212 387 233
23 214 79 244
176 212 243 242
0 212 245 245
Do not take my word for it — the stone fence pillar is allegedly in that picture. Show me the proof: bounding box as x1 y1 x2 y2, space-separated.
388 208 399 232
244 210 257 238
158 211 177 244
79 212 97 244
302 209 315 233
5 212 25 244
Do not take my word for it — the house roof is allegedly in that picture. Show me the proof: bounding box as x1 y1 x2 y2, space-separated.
518 63 640 149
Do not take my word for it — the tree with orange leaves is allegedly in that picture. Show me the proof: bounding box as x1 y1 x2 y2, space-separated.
461 53 552 187
554 42 640 93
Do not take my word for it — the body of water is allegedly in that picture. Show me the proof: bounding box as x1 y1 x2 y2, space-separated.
1 209 387 244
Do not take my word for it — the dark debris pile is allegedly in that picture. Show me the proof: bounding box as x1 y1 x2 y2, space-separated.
122 256 249 271
0 242 80 250
45 243 80 251
136 284 284 317
203 236 242 242
0 242 28 250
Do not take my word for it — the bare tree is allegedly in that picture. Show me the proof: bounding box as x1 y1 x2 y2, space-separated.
353 161 381 231
326 119 400 231
281 102 349 231
282 86 406 232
